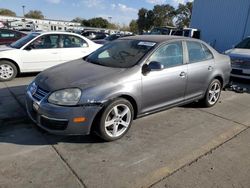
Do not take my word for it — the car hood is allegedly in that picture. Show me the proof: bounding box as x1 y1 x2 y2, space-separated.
226 48 250 58
35 59 125 91
0 46 15 52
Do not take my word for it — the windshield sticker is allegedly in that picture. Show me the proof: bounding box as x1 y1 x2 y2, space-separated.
138 42 156 47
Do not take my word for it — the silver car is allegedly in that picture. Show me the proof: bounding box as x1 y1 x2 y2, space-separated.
26 35 231 141
225 36 250 79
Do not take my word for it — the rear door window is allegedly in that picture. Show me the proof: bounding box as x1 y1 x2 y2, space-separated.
187 41 213 63
61 35 87 48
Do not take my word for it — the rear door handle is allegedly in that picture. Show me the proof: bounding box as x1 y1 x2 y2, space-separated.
51 52 58 54
179 71 186 78
208 66 213 71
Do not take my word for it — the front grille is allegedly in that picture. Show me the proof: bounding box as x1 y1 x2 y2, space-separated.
231 59 250 69
40 116 68 130
231 69 250 76
232 62 250 69
32 85 49 102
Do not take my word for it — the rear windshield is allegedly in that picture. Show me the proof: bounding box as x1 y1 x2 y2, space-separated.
86 39 156 68
235 37 250 49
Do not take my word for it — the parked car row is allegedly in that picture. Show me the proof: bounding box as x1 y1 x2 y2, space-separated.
93 33 134 44
81 30 109 40
0 31 102 81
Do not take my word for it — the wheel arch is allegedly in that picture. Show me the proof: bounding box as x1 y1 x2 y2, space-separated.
118 94 138 119
0 58 20 74
213 75 224 87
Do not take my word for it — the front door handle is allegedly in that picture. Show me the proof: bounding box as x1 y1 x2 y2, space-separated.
208 66 213 71
180 71 186 78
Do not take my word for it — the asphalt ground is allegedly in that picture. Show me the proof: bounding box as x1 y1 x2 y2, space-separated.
0 74 249 188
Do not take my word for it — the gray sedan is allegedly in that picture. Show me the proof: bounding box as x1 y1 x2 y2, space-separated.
26 35 231 141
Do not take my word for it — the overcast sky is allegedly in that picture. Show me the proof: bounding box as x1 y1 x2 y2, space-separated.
0 0 193 24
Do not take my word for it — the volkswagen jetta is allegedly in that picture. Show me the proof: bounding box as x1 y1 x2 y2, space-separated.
26 35 231 141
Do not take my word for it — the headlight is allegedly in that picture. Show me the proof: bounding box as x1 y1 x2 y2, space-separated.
48 88 82 106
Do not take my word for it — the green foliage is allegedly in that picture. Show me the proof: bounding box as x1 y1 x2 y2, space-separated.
88 17 109 28
0 8 16 17
71 17 83 23
136 2 193 33
137 8 148 34
72 17 113 28
25 10 44 19
153 4 175 27
129 20 138 33
175 2 193 28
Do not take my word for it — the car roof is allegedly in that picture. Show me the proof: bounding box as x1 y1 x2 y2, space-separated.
120 35 187 43
0 28 26 34
29 31 87 38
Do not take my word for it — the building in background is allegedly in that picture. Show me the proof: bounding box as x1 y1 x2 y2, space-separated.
190 0 250 52
0 15 129 34
0 15 82 31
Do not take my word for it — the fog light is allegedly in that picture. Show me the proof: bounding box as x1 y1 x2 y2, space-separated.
73 117 87 123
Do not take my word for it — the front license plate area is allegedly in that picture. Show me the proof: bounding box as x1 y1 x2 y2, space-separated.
243 69 250 74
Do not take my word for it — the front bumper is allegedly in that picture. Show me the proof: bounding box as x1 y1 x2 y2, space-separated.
26 91 102 135
231 68 250 79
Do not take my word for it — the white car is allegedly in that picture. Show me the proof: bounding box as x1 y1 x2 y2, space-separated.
225 36 250 79
0 31 102 81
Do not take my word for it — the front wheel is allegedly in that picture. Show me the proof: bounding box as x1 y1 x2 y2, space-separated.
96 98 134 141
202 79 222 107
0 61 18 81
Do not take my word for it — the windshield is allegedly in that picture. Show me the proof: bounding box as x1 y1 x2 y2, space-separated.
10 33 40 49
86 39 156 68
235 37 250 49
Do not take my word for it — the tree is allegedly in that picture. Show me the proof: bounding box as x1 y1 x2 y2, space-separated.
25 10 44 19
145 10 155 30
108 22 118 29
175 2 193 28
129 20 138 33
81 19 90 27
0 8 16 17
153 4 175 27
88 17 109 28
137 8 148 34
71 17 83 23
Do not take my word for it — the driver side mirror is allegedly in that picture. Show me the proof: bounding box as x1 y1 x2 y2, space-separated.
25 44 34 51
142 61 164 75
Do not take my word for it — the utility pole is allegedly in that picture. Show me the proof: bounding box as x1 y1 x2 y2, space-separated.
22 5 26 17
108 16 112 23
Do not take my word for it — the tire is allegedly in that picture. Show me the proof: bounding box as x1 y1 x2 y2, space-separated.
96 98 134 141
201 79 222 107
0 60 18 81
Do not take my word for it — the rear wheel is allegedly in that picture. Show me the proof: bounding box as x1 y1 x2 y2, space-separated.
202 79 222 107
96 98 134 141
0 60 18 81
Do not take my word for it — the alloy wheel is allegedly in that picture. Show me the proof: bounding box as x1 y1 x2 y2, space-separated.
208 82 221 105
0 64 14 80
104 104 132 138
